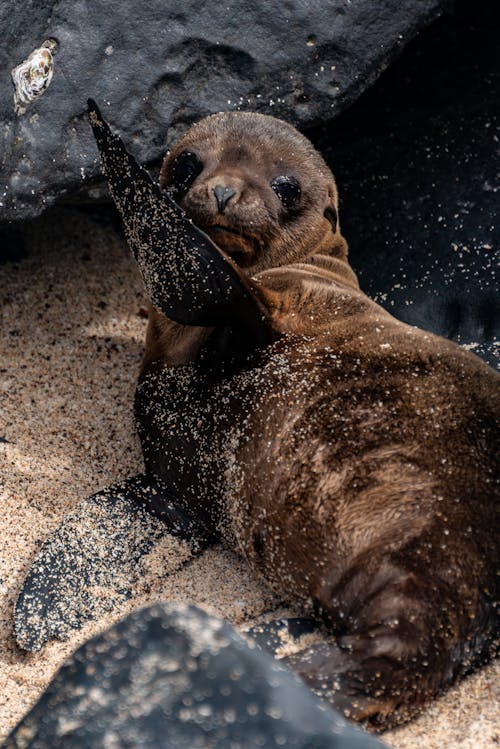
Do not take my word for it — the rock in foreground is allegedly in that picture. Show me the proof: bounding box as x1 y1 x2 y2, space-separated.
3 603 385 749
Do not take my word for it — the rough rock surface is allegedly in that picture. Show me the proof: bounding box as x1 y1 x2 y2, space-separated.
0 0 447 222
3 603 384 749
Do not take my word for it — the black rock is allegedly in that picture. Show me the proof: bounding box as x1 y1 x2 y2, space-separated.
0 0 446 222
310 2 499 368
3 604 385 749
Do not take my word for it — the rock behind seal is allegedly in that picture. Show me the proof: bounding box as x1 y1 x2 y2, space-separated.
2 603 385 749
0 0 447 222
312 3 500 369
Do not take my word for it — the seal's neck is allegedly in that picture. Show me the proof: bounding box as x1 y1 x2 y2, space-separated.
304 252 360 291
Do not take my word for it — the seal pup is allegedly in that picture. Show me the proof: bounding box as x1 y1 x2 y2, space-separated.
15 101 499 731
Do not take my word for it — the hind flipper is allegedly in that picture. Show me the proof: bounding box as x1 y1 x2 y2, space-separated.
281 640 405 728
14 473 212 652
246 616 401 725
279 558 498 731
87 100 275 343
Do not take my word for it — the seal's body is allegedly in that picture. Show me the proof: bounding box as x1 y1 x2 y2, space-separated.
18 104 496 731
132 112 499 728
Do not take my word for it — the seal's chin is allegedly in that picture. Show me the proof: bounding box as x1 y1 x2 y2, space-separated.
204 225 259 267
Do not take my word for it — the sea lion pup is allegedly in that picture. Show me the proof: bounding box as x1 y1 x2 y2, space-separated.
16 102 499 731
122 105 500 728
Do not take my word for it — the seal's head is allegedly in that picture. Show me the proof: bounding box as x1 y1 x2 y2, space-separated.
160 112 347 273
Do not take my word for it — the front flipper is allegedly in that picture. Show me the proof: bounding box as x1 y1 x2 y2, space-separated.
87 99 275 343
14 473 212 652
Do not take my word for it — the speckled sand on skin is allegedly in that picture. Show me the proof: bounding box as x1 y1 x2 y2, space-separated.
0 208 498 746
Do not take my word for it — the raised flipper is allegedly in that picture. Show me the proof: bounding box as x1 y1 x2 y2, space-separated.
14 473 213 652
87 99 275 343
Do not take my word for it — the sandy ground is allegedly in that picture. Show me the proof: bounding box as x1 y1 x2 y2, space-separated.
0 208 498 746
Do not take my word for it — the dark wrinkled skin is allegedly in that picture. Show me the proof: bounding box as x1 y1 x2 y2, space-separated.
102 108 500 730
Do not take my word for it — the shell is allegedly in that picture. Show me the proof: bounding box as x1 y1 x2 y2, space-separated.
11 39 57 115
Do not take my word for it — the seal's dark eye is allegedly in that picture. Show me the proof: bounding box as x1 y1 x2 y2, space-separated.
170 151 203 196
270 175 301 209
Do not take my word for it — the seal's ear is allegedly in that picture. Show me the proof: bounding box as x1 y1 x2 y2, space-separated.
86 99 277 344
324 183 339 234
323 184 348 260
324 206 338 234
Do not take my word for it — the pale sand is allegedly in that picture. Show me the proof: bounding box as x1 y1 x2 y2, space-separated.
0 208 498 746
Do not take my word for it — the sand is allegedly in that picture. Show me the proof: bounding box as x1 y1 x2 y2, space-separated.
0 207 498 746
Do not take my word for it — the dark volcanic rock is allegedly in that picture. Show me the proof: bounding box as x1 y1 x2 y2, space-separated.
0 0 447 222
3 604 385 749
310 2 499 368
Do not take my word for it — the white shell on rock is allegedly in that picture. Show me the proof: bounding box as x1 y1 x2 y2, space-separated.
11 39 57 115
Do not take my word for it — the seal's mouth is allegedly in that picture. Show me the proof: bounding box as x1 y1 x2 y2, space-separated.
204 224 260 267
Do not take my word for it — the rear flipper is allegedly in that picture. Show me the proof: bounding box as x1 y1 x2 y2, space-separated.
87 100 275 344
15 473 212 652
281 638 417 729
244 616 409 726
276 561 497 730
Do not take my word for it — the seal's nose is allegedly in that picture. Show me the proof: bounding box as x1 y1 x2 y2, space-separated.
213 184 236 214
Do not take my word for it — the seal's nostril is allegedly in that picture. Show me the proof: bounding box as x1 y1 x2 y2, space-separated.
213 184 236 213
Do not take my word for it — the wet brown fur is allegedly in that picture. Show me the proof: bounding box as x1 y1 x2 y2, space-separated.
136 112 499 730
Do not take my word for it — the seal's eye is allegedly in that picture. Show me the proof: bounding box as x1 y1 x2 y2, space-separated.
270 175 301 209
170 151 203 196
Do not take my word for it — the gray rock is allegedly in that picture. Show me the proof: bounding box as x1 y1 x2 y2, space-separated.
3 603 385 749
0 0 447 222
